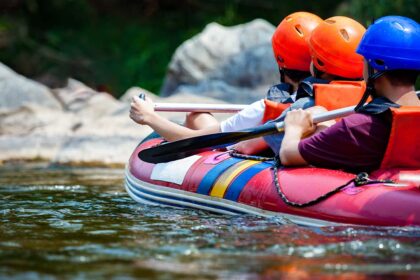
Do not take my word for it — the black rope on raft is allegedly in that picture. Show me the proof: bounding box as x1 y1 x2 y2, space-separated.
228 151 276 162
230 151 394 208
272 158 395 208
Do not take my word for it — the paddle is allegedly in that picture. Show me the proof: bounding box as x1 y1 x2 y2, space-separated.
153 103 247 113
137 92 246 113
138 105 357 164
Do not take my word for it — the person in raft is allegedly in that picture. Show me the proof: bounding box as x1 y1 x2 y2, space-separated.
129 12 323 142
280 16 420 173
130 14 368 154
251 15 367 154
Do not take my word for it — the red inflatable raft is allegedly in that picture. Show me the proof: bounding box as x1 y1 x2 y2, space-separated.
125 138 420 227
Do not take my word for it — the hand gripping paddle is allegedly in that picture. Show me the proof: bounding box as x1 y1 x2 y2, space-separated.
138 105 357 164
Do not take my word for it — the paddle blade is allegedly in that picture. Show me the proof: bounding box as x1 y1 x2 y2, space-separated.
138 105 357 164
138 123 280 163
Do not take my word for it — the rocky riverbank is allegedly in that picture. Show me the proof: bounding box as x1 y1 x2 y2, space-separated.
0 19 277 167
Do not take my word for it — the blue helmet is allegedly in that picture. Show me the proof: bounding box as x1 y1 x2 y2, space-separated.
356 16 420 71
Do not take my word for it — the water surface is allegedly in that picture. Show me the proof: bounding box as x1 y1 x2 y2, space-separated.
1 164 419 279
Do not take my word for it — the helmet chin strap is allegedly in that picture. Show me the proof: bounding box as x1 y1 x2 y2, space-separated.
355 64 385 112
312 65 325 80
278 67 295 93
279 68 286 84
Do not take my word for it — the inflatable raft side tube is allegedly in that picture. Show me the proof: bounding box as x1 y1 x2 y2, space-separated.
125 168 344 227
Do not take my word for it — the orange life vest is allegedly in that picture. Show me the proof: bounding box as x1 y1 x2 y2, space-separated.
380 107 420 169
262 81 366 123
313 81 366 111
262 100 291 123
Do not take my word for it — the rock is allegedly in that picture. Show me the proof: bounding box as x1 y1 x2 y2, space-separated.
159 92 228 104
160 19 278 103
53 135 145 167
0 79 151 166
53 78 125 118
0 105 75 136
52 78 98 111
119 86 156 103
0 19 280 167
0 135 67 163
173 81 268 104
0 104 76 163
0 62 62 111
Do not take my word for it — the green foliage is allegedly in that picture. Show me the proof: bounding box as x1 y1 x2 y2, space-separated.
338 0 420 26
0 0 418 96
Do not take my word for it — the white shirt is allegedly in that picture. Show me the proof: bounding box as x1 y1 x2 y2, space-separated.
220 99 266 132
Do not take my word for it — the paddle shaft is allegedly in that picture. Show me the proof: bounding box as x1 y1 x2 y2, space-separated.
153 103 247 113
145 91 418 112
273 105 357 133
139 105 357 163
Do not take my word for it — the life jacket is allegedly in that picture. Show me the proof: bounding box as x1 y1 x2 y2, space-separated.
313 81 366 111
262 100 291 123
380 106 420 169
262 80 366 123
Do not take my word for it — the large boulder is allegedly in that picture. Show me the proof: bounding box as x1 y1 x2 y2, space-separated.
160 19 278 103
0 105 74 163
173 81 269 104
0 18 280 167
0 63 62 111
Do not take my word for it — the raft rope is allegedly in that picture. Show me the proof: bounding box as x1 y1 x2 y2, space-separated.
228 151 274 162
229 151 394 208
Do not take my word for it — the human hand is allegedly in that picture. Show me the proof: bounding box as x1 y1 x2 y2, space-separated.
129 95 155 125
284 109 316 138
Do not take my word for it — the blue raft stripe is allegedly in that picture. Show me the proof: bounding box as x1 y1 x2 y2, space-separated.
224 162 272 201
125 177 245 215
196 157 243 195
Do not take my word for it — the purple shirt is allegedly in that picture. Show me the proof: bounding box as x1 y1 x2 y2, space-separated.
298 113 391 173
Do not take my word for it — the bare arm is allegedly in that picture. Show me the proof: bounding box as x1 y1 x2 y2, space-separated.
232 137 269 155
130 96 221 142
279 109 315 166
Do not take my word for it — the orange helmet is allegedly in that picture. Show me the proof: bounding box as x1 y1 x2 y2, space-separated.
309 16 366 79
272 12 322 72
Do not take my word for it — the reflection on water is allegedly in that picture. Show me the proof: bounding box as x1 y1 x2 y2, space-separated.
1 164 419 279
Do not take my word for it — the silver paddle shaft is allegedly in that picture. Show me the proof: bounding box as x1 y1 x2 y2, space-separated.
154 103 247 113
274 105 356 132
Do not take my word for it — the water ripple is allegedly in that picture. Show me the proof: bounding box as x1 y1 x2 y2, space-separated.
0 166 419 279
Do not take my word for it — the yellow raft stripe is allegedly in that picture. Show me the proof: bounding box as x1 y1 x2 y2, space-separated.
210 160 260 198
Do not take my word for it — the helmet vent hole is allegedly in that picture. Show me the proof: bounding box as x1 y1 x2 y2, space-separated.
317 59 325 67
285 16 292 22
325 19 336 24
340 29 350 41
374 59 385 66
277 55 284 63
294 25 304 37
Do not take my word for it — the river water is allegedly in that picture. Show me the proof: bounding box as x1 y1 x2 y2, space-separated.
0 164 419 279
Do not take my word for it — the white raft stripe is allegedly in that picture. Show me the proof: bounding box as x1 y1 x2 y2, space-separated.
126 176 243 215
150 155 201 185
126 180 240 215
125 169 343 227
